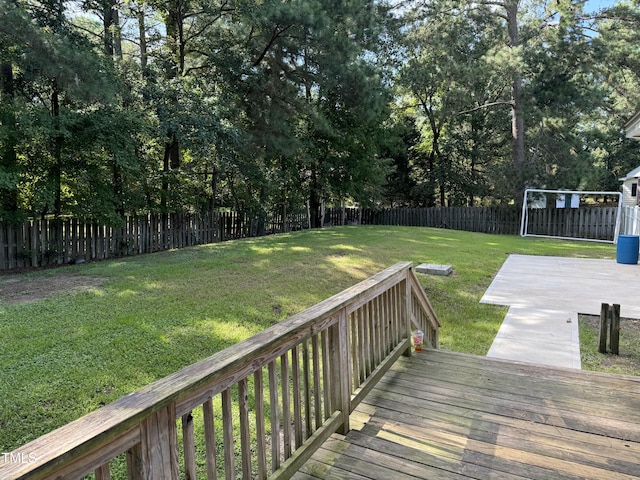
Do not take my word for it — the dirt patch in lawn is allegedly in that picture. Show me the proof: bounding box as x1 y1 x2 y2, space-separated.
580 314 640 376
0 272 106 304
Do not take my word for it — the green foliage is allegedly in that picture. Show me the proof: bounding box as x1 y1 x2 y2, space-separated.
391 0 640 206
393 0 513 206
0 0 395 222
1 0 640 220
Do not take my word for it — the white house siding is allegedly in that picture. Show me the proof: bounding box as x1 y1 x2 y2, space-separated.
622 206 640 236
622 179 637 207
619 166 640 207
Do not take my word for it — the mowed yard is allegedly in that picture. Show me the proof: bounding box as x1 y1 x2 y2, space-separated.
0 226 616 452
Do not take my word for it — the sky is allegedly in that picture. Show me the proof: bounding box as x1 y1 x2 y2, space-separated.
585 0 619 12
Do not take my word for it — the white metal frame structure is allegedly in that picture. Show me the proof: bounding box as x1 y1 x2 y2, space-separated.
520 188 623 244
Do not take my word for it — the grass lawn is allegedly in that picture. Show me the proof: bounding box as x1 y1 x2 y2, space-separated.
0 226 618 452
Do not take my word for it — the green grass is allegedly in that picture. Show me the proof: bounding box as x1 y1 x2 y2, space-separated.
579 314 640 376
0 226 617 452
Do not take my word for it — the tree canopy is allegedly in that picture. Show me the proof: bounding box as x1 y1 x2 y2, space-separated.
1 0 639 223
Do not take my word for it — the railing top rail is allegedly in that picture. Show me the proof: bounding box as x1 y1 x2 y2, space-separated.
1 261 414 479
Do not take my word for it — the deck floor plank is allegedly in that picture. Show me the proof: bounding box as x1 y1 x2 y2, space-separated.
292 349 640 480
370 373 640 439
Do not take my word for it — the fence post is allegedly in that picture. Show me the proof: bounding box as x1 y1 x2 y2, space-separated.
329 307 351 434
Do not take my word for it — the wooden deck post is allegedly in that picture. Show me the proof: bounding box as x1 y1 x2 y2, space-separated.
599 303 608 354
600 303 621 355
135 404 180 479
403 276 412 357
610 303 621 355
329 308 351 434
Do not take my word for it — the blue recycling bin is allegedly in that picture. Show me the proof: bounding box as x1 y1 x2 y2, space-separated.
616 235 639 264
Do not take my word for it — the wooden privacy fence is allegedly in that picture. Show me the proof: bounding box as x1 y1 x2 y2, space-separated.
325 206 522 234
1 205 621 271
0 210 309 271
325 205 620 240
522 206 619 241
0 262 440 480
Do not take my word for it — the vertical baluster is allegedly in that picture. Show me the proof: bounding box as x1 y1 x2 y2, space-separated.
393 286 399 347
254 369 267 480
412 296 418 335
312 335 322 430
321 329 331 419
391 284 399 345
382 292 390 355
389 288 396 352
221 388 234 480
126 444 142 479
302 340 312 437
182 412 197 480
350 312 359 390
371 297 381 369
357 307 366 384
363 302 372 377
397 283 404 344
291 345 303 449
280 352 292 460
238 378 252 479
380 292 390 356
369 299 377 368
94 464 110 480
202 398 217 480
268 361 280 472
379 294 386 360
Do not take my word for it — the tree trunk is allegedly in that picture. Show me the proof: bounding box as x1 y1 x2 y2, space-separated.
103 0 122 60
282 202 288 232
165 0 186 75
103 0 124 220
137 4 148 70
0 62 19 219
113 158 124 217
52 84 62 218
506 1 526 207
309 170 322 229
426 150 436 207
160 0 185 213
209 167 217 212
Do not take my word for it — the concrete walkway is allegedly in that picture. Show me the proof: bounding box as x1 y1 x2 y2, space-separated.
481 254 640 369
487 307 581 369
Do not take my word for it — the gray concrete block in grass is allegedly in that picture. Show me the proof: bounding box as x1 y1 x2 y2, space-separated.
415 263 452 276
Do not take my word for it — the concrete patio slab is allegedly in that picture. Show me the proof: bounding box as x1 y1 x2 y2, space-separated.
482 254 640 369
481 254 640 319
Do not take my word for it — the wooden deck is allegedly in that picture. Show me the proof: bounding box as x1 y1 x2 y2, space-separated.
293 349 640 480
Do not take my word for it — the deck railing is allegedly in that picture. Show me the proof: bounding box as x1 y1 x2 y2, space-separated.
0 262 439 480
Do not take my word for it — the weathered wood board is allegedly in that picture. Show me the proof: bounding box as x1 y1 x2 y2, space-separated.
293 349 640 480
